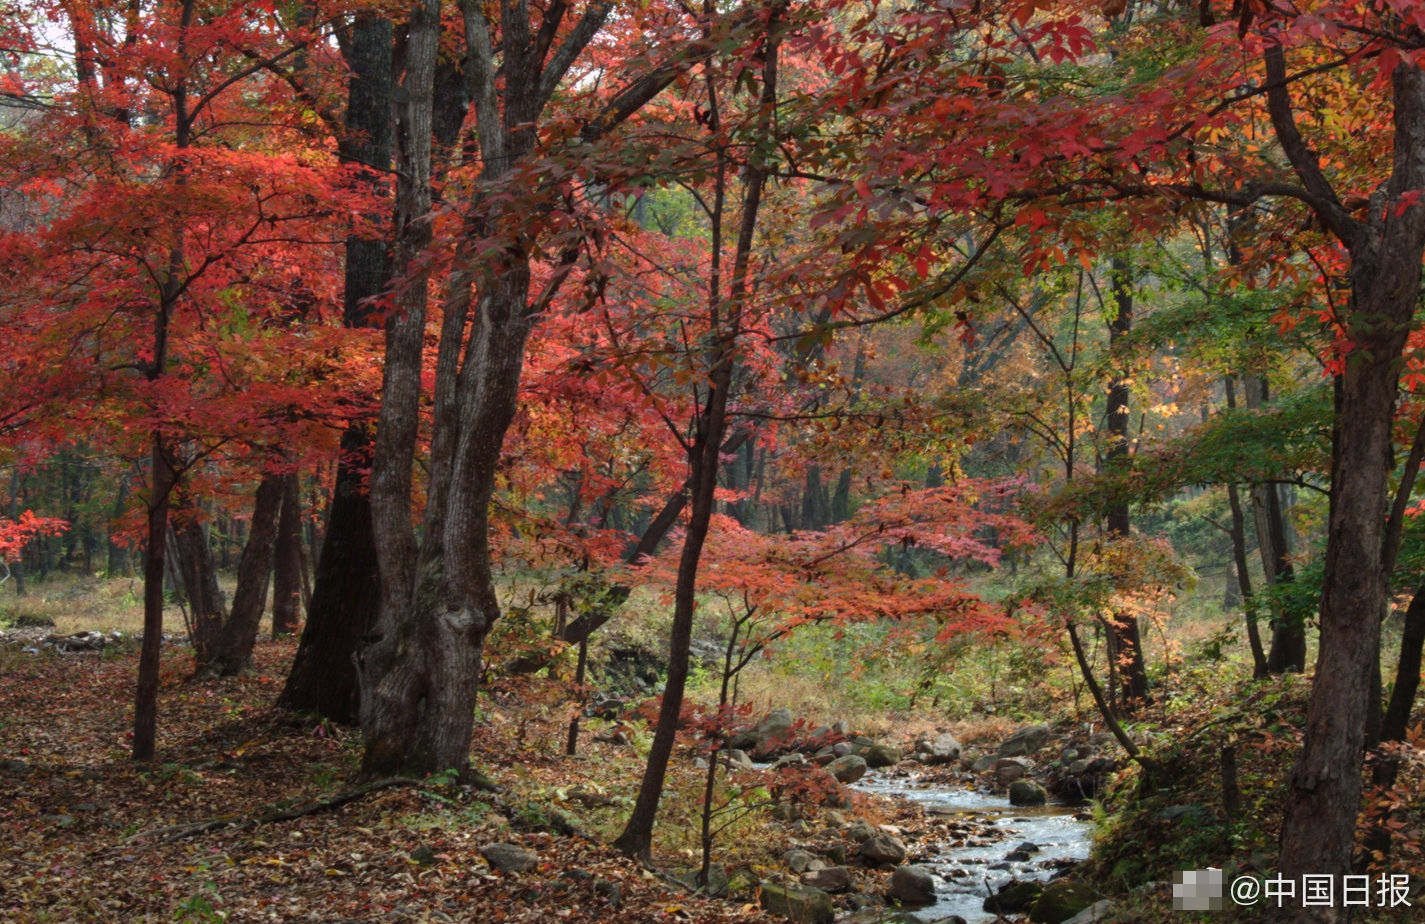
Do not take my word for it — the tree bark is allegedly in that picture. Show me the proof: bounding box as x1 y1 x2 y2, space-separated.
173 507 228 668
1104 256 1148 705
279 12 391 723
1224 377 1269 678
270 472 303 637
203 475 284 676
1276 56 1425 902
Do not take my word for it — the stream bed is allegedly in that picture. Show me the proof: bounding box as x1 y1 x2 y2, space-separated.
851 770 1095 923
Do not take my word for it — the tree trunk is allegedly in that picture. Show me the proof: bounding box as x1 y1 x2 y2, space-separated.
271 473 303 637
1104 256 1148 705
1276 60 1425 900
279 12 391 723
614 16 779 858
193 476 283 677
1381 581 1425 745
1224 377 1269 678
173 508 228 667
133 438 175 762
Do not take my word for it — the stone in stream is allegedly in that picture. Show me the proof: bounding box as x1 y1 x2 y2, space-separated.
750 708 796 757
971 755 997 773
811 745 837 765
863 741 902 768
887 864 936 905
995 757 1030 786
1029 879 1099 923
1009 780 1049 806
917 731 962 765
856 832 908 865
826 754 869 783
758 881 835 924
984 879 1045 914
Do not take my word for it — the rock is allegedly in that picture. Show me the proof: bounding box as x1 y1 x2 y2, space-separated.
1030 880 1099 923
856 833 908 866
863 741 902 768
832 741 855 757
772 803 802 822
722 748 756 771
984 880 1044 914
823 843 848 864
971 755 997 773
727 726 758 751
1009 780 1048 806
1067 758 1093 775
784 849 824 873
675 864 729 896
1062 898 1117 923
845 819 877 842
888 865 936 905
812 746 837 765
822 809 847 826
14 614 54 628
759 881 835 924
1005 850 1033 862
1015 841 1040 854
772 752 810 770
480 842 536 873
594 878 622 908
826 754 869 783
752 708 796 757
801 866 852 893
1159 804 1202 822
917 732 962 765
408 845 438 866
995 757 1029 786
998 724 1053 757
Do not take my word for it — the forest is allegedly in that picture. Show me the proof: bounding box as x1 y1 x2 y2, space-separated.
0 0 1422 921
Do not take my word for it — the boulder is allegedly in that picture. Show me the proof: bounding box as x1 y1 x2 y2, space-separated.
832 741 855 758
674 864 730 897
1009 780 1048 806
480 842 536 873
863 741 902 768
772 752 810 771
722 748 756 771
812 746 837 766
759 881 835 924
1030 880 1099 924
995 757 1030 786
887 865 936 905
801 866 852 893
784 848 824 874
984 880 1044 914
856 833 908 866
998 724 1053 757
845 819 877 843
917 732 962 765
826 755 869 783
971 755 997 773
752 708 797 757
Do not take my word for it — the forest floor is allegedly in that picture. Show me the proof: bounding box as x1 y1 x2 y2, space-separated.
0 635 977 923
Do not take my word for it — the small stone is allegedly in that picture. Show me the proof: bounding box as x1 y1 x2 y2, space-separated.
917 732 962 765
887 865 936 905
409 845 437 866
1015 841 1040 854
998 724 1053 757
480 842 536 873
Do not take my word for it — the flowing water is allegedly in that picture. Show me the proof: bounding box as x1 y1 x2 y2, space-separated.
851 770 1095 923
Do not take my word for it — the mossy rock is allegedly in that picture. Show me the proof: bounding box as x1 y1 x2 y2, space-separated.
759 881 835 924
1030 879 1099 923
984 879 1044 914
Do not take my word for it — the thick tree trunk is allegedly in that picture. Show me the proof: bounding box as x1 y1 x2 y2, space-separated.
271 473 303 637
279 13 391 722
1276 60 1425 900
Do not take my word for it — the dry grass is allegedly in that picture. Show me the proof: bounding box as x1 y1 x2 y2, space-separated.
0 572 276 637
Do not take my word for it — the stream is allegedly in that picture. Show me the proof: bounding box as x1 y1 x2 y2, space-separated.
851 770 1095 923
